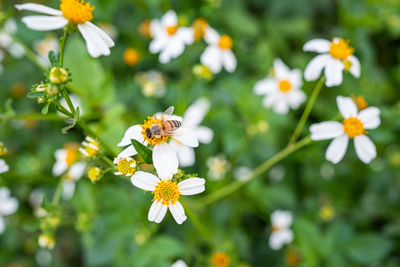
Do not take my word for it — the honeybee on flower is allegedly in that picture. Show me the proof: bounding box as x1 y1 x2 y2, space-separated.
118 106 198 179
310 96 380 164
303 37 360 87
15 0 115 58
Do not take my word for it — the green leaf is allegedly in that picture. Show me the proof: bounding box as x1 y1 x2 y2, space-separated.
41 102 50 115
61 106 79 134
48 50 58 66
27 91 44 98
131 139 153 164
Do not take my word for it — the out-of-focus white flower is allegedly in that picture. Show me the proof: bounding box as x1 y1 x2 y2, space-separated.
0 187 19 234
15 1 114 58
35 249 53 266
201 27 236 74
269 210 293 250
0 159 9 174
207 154 231 181
134 70 167 98
79 136 99 157
171 260 187 267
149 10 194 63
268 165 285 183
97 22 118 41
254 59 305 115
170 98 214 167
0 19 25 73
303 38 360 87
34 34 59 66
310 96 380 164
29 189 48 218
118 107 199 179
113 156 137 177
131 171 205 224
234 166 252 181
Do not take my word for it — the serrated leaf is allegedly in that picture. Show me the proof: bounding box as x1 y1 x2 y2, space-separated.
48 50 58 66
41 102 50 115
27 91 44 98
131 139 153 164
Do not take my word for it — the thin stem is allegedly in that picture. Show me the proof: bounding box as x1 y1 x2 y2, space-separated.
61 86 76 116
0 113 65 121
52 175 66 205
198 136 312 207
59 30 69 67
288 76 325 145
54 101 73 117
180 199 212 241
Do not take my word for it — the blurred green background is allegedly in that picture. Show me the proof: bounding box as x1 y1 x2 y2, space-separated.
1 0 400 266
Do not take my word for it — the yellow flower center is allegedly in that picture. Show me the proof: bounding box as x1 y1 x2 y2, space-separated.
88 167 101 181
218 35 233 50
192 18 208 41
84 140 99 157
166 25 178 35
278 79 292 92
152 180 180 206
123 48 140 66
329 38 354 60
211 252 231 267
117 158 136 175
141 116 169 146
65 148 77 166
343 117 365 138
60 0 94 24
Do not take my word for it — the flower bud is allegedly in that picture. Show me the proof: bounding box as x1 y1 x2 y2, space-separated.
46 84 59 96
0 142 7 157
193 64 213 80
88 167 102 182
49 67 69 84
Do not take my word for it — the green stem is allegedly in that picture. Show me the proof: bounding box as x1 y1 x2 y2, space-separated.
54 101 73 117
0 113 65 121
61 86 76 116
288 76 325 145
198 136 312 207
52 175 66 205
180 199 212 241
59 30 69 67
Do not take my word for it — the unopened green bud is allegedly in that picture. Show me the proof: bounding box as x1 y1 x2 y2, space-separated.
88 167 102 182
46 85 59 96
49 67 69 84
35 84 47 92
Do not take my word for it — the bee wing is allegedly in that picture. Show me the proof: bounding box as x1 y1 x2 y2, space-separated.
163 106 174 117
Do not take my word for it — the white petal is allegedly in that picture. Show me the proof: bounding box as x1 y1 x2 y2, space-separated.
85 22 115 48
196 126 214 144
0 159 10 174
149 35 168 54
201 46 222 74
21 15 67 31
262 93 278 109
61 180 76 200
183 98 210 128
171 260 188 267
68 162 86 180
130 171 159 191
271 210 292 228
117 145 137 158
354 135 377 163
348 55 360 78
254 77 276 95
159 36 185 63
176 27 194 45
324 59 344 87
222 50 237 73
303 38 331 53
358 107 380 129
0 216 4 234
169 201 187 224
273 58 290 79
288 69 303 89
173 128 199 147
15 3 62 16
0 196 18 216
269 230 294 250
304 54 330 81
273 99 289 115
287 90 306 109
78 22 111 58
178 178 205 195
310 121 344 140
170 141 196 167
161 10 178 27
153 143 179 179
118 125 143 147
337 96 358 119
204 27 220 45
148 201 168 223
325 135 349 164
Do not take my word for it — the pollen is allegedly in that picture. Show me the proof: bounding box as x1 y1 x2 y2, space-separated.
117 158 136 175
329 38 354 60
218 35 233 50
211 252 231 267
60 0 94 24
141 115 169 146
192 18 208 41
343 117 365 138
152 180 180 206
278 79 292 92
166 25 178 35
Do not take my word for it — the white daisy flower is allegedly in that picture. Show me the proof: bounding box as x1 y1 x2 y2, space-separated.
310 96 380 164
170 98 214 167
0 159 9 174
269 210 293 250
200 27 237 74
34 34 59 66
254 59 306 114
172 260 187 267
131 171 205 224
0 187 19 234
113 156 137 177
79 136 99 157
234 166 252 182
149 10 194 63
303 37 360 87
207 154 231 181
15 0 115 58
117 107 199 179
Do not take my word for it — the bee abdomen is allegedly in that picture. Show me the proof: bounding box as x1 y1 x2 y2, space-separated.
165 120 181 129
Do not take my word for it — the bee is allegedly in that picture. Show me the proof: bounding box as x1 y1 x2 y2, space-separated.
146 106 181 139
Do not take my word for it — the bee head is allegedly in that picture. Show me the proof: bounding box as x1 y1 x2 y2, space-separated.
146 128 152 138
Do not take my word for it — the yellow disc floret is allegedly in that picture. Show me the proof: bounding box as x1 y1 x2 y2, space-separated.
166 25 178 35
152 180 180 206
218 35 233 50
60 0 94 24
117 158 136 175
211 252 231 267
278 79 292 93
192 18 208 41
343 117 365 138
329 38 354 60
65 144 78 166
141 115 169 146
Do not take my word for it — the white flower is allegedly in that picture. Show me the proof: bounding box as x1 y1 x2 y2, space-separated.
34 34 59 66
113 156 137 177
135 70 167 98
172 260 187 267
170 98 214 167
234 166 252 181
207 154 231 181
0 187 19 234
254 59 306 114
131 171 205 224
0 159 9 174
79 136 99 157
200 27 237 74
149 10 194 63
15 1 115 58
29 189 48 218
310 96 380 164
0 19 25 73
303 38 360 87
117 107 199 179
269 210 293 250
